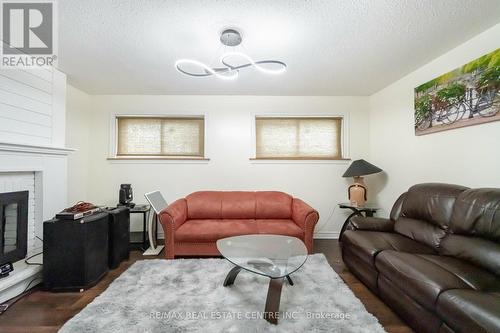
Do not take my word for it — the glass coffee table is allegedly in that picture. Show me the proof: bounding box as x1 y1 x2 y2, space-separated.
216 234 308 324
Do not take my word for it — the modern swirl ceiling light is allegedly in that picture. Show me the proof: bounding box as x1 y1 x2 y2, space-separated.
175 29 287 80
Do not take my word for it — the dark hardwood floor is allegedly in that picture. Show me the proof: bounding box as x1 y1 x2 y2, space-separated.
0 240 413 333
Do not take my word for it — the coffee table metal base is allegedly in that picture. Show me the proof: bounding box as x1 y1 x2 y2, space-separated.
222 266 294 324
223 266 242 287
263 277 284 324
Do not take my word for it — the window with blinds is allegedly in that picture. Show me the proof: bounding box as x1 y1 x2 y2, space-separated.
116 116 205 158
255 117 342 159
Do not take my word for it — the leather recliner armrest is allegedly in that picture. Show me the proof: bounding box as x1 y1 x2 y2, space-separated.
349 216 394 232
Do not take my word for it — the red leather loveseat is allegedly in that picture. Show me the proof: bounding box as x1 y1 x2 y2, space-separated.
159 191 319 259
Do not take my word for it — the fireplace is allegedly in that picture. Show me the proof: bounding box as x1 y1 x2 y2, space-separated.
0 191 28 266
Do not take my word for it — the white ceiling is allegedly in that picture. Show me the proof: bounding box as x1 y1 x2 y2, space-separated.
58 0 500 96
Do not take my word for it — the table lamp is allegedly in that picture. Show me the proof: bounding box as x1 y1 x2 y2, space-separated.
342 159 382 207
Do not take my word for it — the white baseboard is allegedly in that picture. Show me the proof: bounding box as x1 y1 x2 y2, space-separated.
314 232 340 239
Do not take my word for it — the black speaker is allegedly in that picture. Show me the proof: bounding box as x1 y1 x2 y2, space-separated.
107 207 130 269
43 212 109 291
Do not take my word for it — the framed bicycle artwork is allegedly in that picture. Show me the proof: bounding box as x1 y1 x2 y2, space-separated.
414 48 499 135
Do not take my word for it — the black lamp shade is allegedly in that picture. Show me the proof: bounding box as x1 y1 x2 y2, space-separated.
342 159 382 178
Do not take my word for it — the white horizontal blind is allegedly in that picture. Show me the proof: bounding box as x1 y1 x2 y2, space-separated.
255 117 342 159
117 117 204 157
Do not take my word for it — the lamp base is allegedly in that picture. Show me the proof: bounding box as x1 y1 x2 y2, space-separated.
348 177 367 207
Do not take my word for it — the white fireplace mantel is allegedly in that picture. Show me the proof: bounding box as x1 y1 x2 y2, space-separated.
0 142 73 303
0 142 74 156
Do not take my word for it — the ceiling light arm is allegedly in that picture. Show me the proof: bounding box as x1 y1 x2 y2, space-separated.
221 59 287 71
220 52 287 74
174 29 286 79
174 59 238 80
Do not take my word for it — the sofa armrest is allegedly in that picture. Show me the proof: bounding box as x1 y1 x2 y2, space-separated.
158 198 187 259
292 198 319 253
292 198 319 229
348 216 394 232
159 198 187 230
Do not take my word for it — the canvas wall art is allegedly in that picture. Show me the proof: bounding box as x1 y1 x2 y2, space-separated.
414 48 499 135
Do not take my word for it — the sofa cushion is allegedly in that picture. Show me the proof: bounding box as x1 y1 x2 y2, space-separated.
395 183 468 250
401 183 469 228
394 217 447 249
440 235 500 277
256 219 303 238
442 188 500 276
255 191 292 219
437 290 500 333
185 191 293 220
176 219 258 242
449 188 500 242
186 191 223 219
221 192 256 219
375 251 500 312
341 230 435 268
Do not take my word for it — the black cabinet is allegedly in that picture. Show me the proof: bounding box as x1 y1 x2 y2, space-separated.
43 212 109 291
107 207 130 269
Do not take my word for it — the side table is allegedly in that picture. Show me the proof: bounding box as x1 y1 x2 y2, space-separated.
127 204 151 251
338 203 379 241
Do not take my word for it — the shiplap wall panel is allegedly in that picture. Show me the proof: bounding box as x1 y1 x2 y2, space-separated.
0 75 52 104
25 68 53 82
0 117 51 138
0 103 52 127
0 67 57 146
0 89 52 115
0 71 52 93
0 131 52 145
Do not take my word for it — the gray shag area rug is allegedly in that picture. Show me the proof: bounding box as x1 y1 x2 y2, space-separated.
60 254 385 333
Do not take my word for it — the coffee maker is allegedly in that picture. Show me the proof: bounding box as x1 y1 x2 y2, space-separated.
118 184 135 208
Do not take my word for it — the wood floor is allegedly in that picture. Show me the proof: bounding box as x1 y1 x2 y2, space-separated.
0 240 413 333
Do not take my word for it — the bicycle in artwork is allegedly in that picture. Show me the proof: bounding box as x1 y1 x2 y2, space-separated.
414 48 499 135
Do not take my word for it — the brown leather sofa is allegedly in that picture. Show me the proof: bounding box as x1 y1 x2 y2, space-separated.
341 183 500 333
159 191 319 259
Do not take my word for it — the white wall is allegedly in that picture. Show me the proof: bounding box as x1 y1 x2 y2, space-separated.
369 23 500 215
80 95 370 237
66 85 91 204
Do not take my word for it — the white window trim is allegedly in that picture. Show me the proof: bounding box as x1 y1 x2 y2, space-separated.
249 112 351 164
107 111 210 164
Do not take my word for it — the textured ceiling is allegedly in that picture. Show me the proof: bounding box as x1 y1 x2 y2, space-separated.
58 0 500 95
